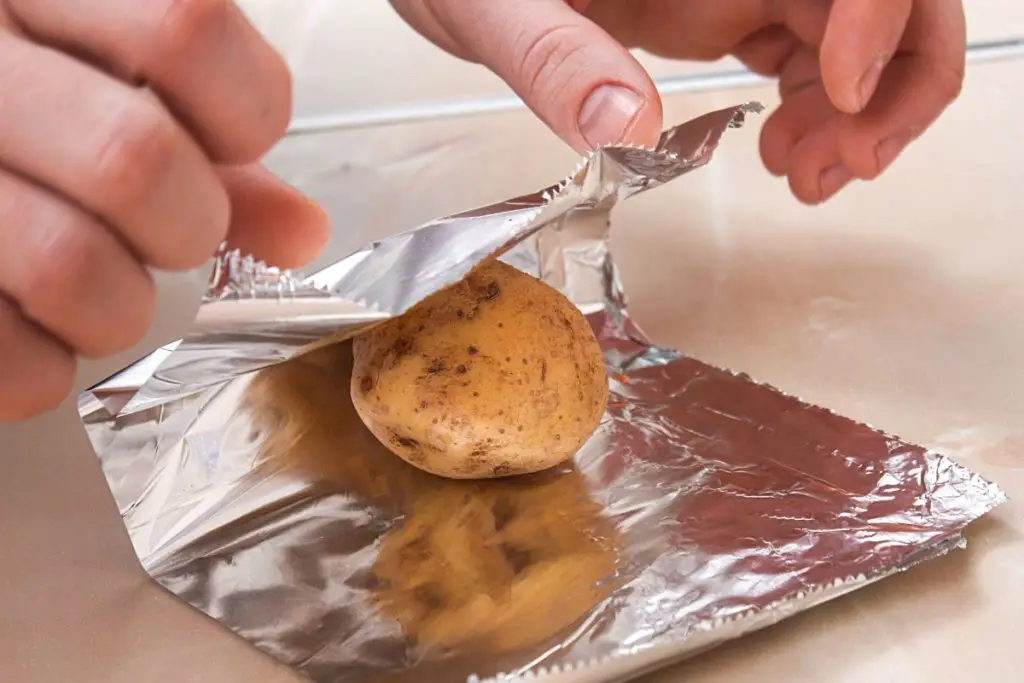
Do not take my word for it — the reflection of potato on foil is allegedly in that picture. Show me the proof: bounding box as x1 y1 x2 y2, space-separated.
244 341 621 654
245 340 428 504
372 471 618 654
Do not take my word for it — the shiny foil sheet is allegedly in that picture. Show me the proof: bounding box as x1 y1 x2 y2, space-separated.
81 104 1005 683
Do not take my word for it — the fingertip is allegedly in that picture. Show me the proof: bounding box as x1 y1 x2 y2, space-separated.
787 168 824 206
785 118 848 204
0 301 76 422
575 78 662 151
220 164 331 269
625 88 664 150
446 0 660 153
819 0 910 114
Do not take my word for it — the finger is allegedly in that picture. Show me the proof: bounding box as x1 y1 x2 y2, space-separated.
758 49 835 175
820 0 913 114
786 118 851 204
778 0 833 48
422 0 662 151
586 0 774 61
7 0 291 163
220 165 331 269
0 32 229 269
732 25 801 76
0 297 76 421
837 0 966 178
0 169 155 357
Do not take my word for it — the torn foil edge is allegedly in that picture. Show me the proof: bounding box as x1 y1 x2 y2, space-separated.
92 103 764 415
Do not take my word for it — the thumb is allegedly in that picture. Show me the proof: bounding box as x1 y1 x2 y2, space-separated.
430 0 662 151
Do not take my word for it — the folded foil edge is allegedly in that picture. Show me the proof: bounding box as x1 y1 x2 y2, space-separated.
86 103 764 416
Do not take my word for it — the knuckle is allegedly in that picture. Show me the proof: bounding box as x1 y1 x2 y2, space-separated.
511 23 591 103
93 102 179 212
18 216 105 322
154 0 231 59
10 203 159 357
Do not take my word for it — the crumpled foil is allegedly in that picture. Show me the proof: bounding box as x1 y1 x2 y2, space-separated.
81 104 1006 683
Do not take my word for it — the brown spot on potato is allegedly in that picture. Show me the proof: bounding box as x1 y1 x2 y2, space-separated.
483 281 501 300
387 428 420 451
392 336 413 356
349 258 607 481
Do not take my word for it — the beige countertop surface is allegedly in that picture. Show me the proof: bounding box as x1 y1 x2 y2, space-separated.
2 4 1023 683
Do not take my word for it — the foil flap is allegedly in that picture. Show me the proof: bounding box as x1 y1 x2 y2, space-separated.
82 104 1006 683
103 104 763 414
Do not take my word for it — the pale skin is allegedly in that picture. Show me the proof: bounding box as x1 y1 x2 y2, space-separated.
0 0 967 420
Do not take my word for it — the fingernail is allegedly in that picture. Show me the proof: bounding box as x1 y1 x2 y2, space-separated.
877 130 915 171
856 55 888 110
578 85 644 149
820 164 852 199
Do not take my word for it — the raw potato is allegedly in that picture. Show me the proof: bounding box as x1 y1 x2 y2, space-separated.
350 259 608 479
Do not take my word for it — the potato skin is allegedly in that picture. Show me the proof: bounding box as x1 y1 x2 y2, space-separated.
350 259 608 479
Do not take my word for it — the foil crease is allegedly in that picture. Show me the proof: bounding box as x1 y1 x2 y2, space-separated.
82 104 1005 683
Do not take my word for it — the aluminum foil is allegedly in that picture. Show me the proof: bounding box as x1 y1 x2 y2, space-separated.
81 104 1006 683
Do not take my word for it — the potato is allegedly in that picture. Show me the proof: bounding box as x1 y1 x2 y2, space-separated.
350 259 608 479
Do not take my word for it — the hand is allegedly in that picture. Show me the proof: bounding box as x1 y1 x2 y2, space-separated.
0 0 329 420
393 0 966 203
